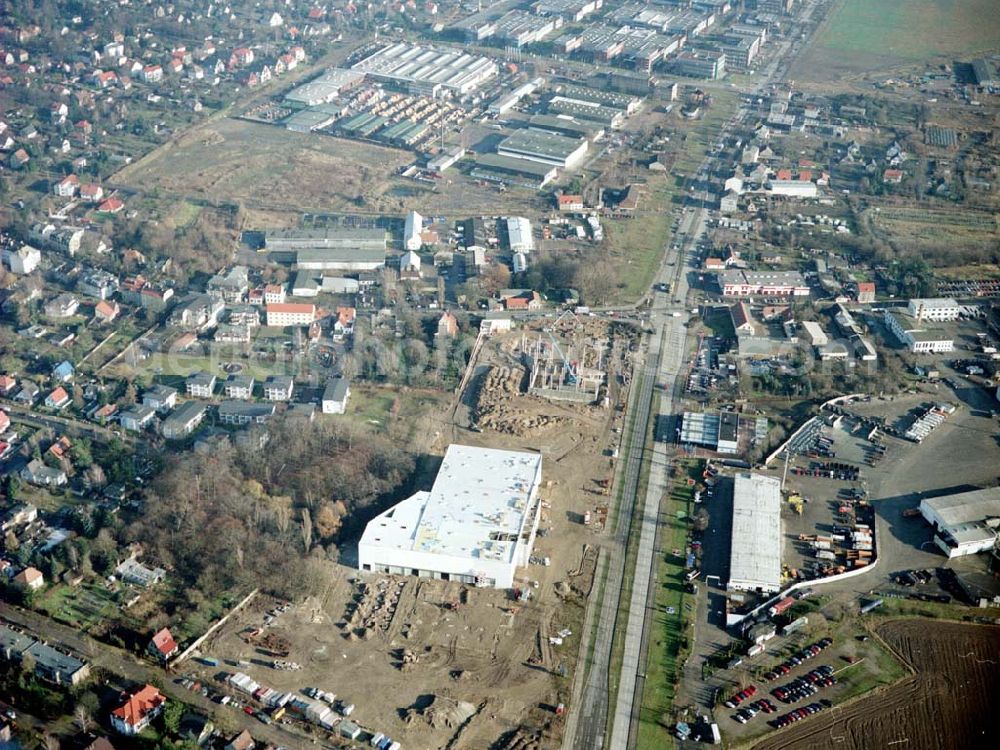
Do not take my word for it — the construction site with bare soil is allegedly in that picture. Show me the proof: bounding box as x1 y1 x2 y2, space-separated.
179 315 645 749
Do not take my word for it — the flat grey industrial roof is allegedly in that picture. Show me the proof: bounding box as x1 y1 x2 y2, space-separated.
475 153 559 178
719 412 738 442
266 227 386 246
528 114 600 139
729 472 782 592
296 247 386 263
922 487 1000 528
499 129 586 159
284 68 364 104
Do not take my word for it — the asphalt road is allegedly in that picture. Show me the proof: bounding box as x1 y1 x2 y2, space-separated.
610 209 701 749
571 331 661 750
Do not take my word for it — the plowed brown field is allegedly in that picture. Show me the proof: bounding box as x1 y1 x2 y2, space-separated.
753 619 1000 750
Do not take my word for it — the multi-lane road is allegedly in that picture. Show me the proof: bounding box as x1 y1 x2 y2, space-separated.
567 2 830 746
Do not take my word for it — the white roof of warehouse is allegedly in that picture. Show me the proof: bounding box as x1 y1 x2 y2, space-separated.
680 411 719 447
360 445 542 565
505 216 534 250
729 472 782 591
921 487 1000 528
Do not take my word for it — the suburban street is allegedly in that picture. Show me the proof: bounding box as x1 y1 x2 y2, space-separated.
0 605 322 749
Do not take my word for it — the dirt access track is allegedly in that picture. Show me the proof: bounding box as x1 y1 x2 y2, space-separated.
753 619 1000 750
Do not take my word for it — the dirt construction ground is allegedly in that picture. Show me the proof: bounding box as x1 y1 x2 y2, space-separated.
752 619 1000 750
189 321 639 748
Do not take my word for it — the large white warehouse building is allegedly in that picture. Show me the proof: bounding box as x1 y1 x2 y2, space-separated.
728 472 782 593
352 42 498 98
920 487 1000 558
358 445 543 588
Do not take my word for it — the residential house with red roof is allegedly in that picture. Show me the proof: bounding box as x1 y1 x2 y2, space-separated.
334 306 356 337
45 387 70 410
110 685 165 735
53 174 79 197
13 567 44 591
147 628 178 662
0 376 17 397
94 299 120 323
141 64 162 83
98 197 124 214
556 194 584 212
7 149 29 169
80 183 104 202
856 282 876 303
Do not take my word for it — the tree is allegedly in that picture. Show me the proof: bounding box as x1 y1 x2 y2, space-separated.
20 651 37 679
300 508 312 553
692 508 710 532
84 464 107 488
161 700 185 736
480 263 511 295
73 703 91 734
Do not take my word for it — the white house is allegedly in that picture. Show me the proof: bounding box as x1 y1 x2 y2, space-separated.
120 404 156 432
266 303 315 327
399 251 422 276
262 376 294 402
404 210 423 251
2 244 41 274
110 685 166 735
321 378 351 414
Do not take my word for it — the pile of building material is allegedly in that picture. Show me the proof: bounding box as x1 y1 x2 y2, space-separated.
903 402 955 443
402 695 477 729
342 579 404 636
473 366 569 435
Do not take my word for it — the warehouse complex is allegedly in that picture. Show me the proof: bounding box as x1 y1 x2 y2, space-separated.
352 42 498 98
285 68 365 106
883 310 955 354
497 129 590 169
920 487 1000 558
728 472 782 593
358 445 544 589
679 411 739 454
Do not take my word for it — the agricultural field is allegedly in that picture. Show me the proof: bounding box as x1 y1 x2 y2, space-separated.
797 0 1000 82
753 619 1000 750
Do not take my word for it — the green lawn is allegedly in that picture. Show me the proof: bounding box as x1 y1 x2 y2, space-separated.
636 459 699 748
605 89 739 305
37 582 118 632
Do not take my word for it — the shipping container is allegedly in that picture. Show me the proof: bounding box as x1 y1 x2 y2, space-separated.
768 596 796 617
